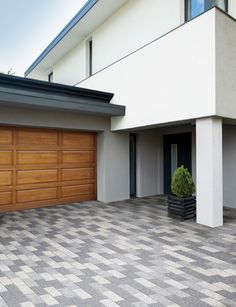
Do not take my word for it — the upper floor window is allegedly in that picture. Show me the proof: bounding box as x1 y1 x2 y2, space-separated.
48 71 53 83
86 38 93 77
185 0 228 21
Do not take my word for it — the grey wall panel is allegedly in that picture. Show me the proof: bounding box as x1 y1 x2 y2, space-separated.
223 124 236 208
0 105 130 203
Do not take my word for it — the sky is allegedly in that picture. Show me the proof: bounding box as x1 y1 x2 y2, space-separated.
0 0 87 76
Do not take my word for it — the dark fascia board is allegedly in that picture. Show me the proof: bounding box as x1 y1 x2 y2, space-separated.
24 0 98 77
0 74 125 117
0 73 113 102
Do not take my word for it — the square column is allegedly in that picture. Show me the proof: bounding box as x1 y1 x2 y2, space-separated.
136 131 161 197
97 131 130 202
196 117 223 227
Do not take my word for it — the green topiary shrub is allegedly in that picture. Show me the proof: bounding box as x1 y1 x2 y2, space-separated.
171 165 195 198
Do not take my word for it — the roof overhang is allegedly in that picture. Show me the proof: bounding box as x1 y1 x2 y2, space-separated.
25 0 129 77
0 74 125 116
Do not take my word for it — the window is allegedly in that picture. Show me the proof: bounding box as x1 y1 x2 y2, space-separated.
215 0 227 10
86 38 93 77
48 72 53 83
171 144 178 178
185 0 228 21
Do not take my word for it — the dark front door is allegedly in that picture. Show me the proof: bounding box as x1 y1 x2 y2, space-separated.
163 133 192 195
130 134 136 197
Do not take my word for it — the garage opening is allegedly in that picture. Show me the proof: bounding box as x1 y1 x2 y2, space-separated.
0 126 97 212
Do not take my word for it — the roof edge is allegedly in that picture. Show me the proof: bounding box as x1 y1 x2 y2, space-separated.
24 0 98 77
0 73 124 117
0 73 114 102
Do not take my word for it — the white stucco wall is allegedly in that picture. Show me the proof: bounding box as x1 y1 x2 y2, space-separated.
52 41 86 85
80 10 216 131
31 0 184 85
28 1 236 86
92 0 183 75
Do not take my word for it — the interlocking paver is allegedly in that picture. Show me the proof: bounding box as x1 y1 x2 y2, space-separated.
0 196 235 306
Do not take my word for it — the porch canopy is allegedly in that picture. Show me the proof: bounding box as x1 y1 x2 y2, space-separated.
0 73 125 117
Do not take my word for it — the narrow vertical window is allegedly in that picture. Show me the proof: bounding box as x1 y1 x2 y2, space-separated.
171 144 178 178
189 0 205 20
215 0 227 10
48 72 53 83
86 38 93 77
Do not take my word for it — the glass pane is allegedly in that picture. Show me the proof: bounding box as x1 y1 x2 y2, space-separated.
191 0 205 18
188 0 227 21
171 144 178 178
215 0 225 10
205 0 215 10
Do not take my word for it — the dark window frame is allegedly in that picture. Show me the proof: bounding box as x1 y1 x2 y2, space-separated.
185 0 228 22
88 38 93 77
48 72 53 83
130 133 137 197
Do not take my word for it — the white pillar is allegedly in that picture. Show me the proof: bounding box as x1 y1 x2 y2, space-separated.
196 117 223 227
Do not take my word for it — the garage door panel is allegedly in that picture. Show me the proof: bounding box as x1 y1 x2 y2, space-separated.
17 188 58 203
0 129 13 145
0 151 13 165
0 171 13 186
62 132 95 148
62 168 95 182
17 151 58 165
17 169 58 185
0 127 96 212
17 129 58 146
0 192 12 206
62 151 95 164
61 184 94 198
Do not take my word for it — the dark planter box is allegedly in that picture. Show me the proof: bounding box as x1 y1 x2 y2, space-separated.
168 195 196 220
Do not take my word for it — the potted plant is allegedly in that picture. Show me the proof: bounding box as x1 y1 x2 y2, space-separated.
168 165 196 220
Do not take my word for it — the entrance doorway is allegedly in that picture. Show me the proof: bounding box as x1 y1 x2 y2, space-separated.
163 133 192 194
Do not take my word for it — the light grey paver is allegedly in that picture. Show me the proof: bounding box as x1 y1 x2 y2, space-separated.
0 196 235 306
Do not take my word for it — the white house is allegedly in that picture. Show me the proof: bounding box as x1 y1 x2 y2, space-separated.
1 0 236 227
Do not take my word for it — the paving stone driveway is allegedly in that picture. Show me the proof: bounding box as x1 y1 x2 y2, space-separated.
0 196 235 307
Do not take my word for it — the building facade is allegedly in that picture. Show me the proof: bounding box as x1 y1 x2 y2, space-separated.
1 0 236 227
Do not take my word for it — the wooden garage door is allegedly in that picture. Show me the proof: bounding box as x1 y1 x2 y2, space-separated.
0 127 96 212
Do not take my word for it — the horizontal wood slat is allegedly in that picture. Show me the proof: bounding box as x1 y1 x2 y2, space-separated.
62 168 95 181
61 184 94 198
0 191 12 206
17 129 58 146
0 128 13 145
0 171 12 186
0 127 97 212
17 169 58 185
17 187 58 203
62 151 95 163
17 151 58 165
0 151 13 165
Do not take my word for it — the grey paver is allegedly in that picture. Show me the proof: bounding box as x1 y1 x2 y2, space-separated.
0 196 235 306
